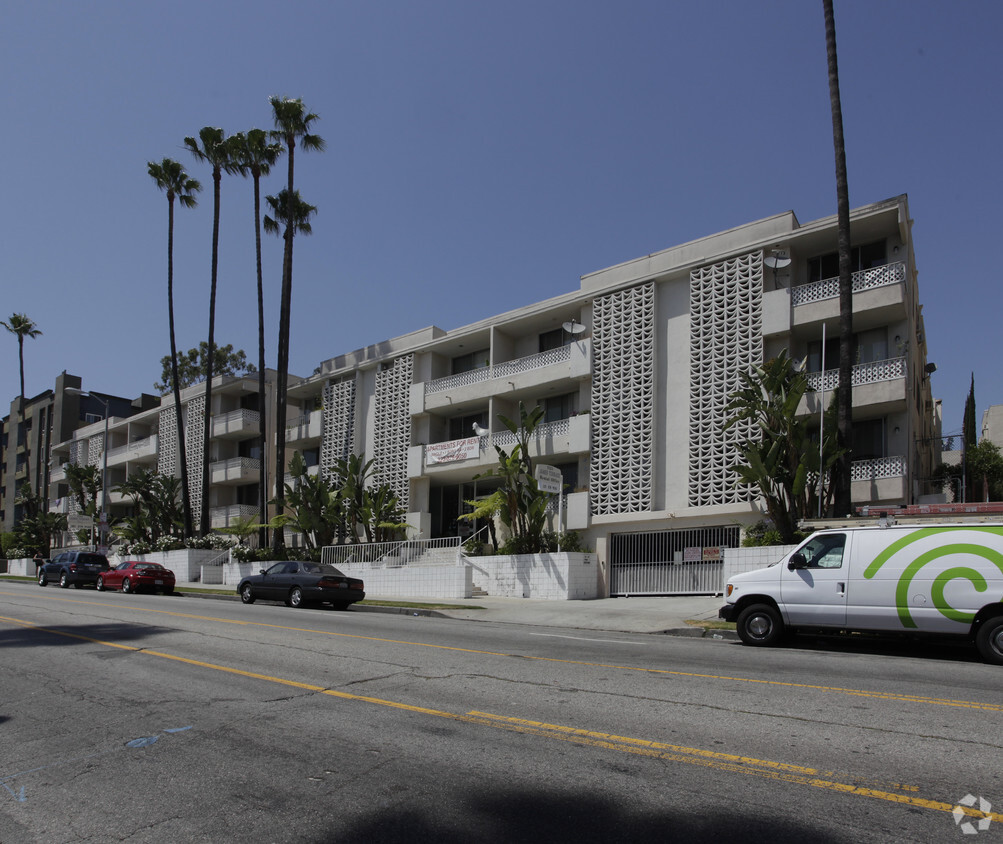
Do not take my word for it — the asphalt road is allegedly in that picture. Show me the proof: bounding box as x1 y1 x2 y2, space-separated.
1 583 1001 843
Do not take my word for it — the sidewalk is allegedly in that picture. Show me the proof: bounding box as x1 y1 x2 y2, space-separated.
176 581 733 638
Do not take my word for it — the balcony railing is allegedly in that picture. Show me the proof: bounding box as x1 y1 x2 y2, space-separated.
805 357 906 392
851 455 906 482
210 504 259 528
492 418 571 448
212 408 260 438
106 434 159 463
209 457 261 482
427 345 573 395
791 261 906 307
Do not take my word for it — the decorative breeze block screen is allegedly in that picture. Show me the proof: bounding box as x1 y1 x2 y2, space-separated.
590 281 655 515
688 251 762 506
321 378 357 480
373 355 413 512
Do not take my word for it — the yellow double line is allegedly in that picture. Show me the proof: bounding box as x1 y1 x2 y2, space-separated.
2 611 1000 825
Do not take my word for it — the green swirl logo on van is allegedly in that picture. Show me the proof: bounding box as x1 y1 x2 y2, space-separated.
863 527 1003 628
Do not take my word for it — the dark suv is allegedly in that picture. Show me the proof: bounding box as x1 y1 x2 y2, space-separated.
38 552 110 588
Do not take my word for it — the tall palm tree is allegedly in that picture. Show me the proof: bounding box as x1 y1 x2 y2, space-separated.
148 158 201 538
269 97 325 550
184 127 240 536
2 313 42 511
231 129 284 547
823 0 853 517
264 187 319 549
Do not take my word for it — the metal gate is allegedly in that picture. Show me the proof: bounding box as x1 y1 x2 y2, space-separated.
609 525 740 595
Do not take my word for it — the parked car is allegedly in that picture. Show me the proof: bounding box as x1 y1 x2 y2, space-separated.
237 561 365 609
97 561 176 595
38 551 110 588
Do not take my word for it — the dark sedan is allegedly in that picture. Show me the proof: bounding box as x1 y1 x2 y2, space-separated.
38 552 110 588
97 561 176 595
237 561 365 609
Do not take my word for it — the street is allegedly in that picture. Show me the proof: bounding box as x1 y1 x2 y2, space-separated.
1 582 1001 843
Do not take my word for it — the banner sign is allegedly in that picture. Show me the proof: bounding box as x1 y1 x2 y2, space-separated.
426 437 479 465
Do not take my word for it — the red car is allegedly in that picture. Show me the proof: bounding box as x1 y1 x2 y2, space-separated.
97 561 176 595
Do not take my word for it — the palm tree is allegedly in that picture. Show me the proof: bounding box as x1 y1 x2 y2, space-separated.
268 97 325 550
2 313 42 511
148 158 201 538
184 127 240 536
823 0 853 516
231 129 284 547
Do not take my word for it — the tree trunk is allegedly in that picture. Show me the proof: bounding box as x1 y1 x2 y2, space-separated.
167 195 195 538
200 167 222 537
253 170 269 548
824 0 853 517
272 139 296 551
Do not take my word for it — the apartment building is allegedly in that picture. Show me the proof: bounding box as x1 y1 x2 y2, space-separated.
47 371 289 541
36 195 938 594
282 194 939 593
1 372 152 532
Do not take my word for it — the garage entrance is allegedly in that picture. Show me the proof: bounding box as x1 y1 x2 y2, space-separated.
608 525 740 595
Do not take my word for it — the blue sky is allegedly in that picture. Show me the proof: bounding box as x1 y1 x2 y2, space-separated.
1 0 1000 437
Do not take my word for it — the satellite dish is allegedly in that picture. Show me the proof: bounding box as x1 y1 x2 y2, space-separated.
763 255 791 269
562 320 585 335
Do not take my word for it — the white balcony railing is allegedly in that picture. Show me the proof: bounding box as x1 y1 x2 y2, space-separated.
210 504 260 528
285 410 322 443
212 408 260 438
427 345 573 395
492 418 571 448
851 455 906 482
805 357 906 393
106 434 159 464
209 457 261 482
791 261 906 307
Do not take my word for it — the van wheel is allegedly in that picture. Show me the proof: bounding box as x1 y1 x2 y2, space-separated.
975 616 1003 665
737 603 784 646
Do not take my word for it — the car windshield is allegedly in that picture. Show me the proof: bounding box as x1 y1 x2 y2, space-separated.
138 564 163 571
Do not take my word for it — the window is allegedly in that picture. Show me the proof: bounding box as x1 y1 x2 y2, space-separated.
538 328 569 353
541 392 579 423
448 412 488 441
452 350 489 374
798 533 846 569
807 241 887 282
853 418 885 462
807 328 888 372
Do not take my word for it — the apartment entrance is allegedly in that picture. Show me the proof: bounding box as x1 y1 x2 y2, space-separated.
429 479 501 541
608 525 740 595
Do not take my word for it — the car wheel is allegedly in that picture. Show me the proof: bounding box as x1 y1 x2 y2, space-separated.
38 571 47 587
122 578 132 594
287 586 304 608
736 603 785 647
332 601 350 611
975 616 1003 665
240 584 256 604
96 576 105 592
59 572 70 589
162 587 174 596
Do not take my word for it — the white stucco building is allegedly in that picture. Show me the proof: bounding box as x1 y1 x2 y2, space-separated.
45 195 939 595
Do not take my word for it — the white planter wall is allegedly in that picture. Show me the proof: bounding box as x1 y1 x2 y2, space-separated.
466 552 598 599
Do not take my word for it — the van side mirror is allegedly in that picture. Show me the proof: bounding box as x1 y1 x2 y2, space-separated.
788 552 808 571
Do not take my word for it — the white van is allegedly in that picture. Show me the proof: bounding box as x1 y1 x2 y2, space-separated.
719 523 1003 664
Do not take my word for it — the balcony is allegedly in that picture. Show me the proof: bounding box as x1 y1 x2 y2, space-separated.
212 408 260 440
211 504 260 529
851 454 907 504
50 463 67 483
209 457 261 485
286 410 322 446
791 262 906 329
800 357 907 415
283 464 320 488
412 414 590 476
414 339 592 414
105 434 159 467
